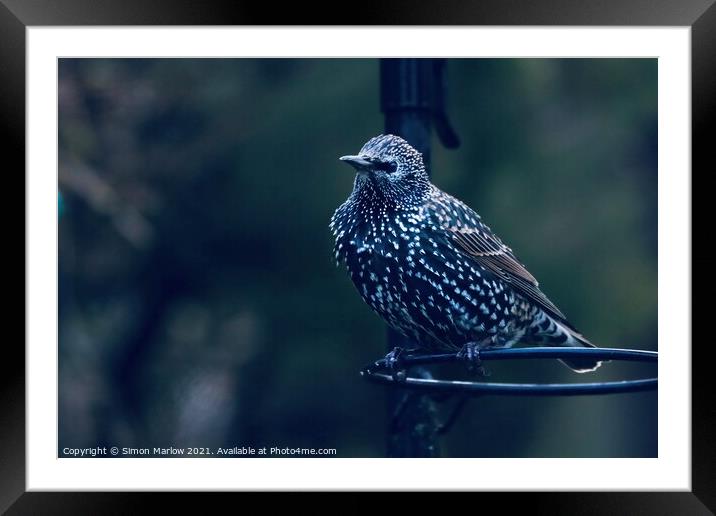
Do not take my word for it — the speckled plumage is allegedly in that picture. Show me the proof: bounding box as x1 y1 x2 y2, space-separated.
330 134 600 372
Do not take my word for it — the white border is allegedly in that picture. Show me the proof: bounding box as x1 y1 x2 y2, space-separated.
28 27 691 490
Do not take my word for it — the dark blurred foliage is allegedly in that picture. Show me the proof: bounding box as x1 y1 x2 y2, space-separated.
58 58 657 457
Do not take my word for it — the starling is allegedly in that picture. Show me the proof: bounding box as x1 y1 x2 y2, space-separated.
330 134 601 373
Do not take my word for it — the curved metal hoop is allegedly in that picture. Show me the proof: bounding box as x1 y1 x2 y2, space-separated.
361 347 658 396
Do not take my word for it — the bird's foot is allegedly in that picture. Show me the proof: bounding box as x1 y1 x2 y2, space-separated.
380 346 407 382
457 342 490 377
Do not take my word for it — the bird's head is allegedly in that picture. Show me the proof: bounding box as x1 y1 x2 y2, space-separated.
339 134 430 206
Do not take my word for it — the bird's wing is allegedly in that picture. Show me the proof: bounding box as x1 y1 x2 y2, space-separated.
448 225 568 321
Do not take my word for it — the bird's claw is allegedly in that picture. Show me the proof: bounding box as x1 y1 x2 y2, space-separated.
380 346 407 382
457 342 490 377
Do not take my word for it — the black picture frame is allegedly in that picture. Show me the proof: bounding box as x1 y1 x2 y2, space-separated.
3 0 711 512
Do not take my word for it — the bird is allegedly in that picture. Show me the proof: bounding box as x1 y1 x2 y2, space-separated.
330 134 602 373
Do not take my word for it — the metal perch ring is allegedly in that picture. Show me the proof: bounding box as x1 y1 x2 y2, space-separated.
361 347 658 396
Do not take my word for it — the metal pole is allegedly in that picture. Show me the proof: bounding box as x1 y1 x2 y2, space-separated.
380 58 459 457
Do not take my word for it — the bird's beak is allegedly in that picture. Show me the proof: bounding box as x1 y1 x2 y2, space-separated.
339 155 373 171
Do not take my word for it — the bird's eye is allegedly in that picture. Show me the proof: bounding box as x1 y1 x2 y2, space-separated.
373 160 398 173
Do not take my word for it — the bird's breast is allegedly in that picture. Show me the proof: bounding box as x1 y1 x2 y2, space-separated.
340 216 519 345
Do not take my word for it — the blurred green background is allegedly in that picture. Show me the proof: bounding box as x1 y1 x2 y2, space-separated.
58 58 657 458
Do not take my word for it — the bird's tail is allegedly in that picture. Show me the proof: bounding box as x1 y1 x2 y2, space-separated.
558 327 603 373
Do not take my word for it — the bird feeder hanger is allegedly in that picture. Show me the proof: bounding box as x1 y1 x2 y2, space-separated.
381 58 460 166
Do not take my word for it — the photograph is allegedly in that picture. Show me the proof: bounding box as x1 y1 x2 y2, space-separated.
57 57 658 459
3 7 705 509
